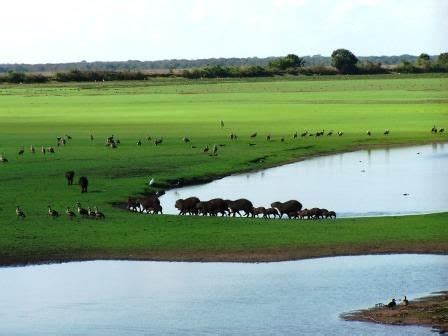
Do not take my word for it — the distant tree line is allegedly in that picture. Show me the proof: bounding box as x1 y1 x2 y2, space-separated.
0 51 447 83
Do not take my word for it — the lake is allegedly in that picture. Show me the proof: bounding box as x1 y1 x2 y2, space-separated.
161 143 448 217
0 254 446 335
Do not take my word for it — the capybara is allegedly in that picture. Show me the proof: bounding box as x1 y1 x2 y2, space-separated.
271 200 303 218
253 207 267 218
265 207 280 218
225 199 253 217
65 170 75 185
78 176 89 193
140 196 162 214
175 197 200 215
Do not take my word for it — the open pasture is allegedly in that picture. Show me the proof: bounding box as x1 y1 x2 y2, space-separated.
0 74 447 264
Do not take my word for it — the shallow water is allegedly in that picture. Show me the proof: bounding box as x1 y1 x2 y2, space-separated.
0 255 446 335
161 143 448 217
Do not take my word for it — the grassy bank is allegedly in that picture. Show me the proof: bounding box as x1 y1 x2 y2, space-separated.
0 74 447 265
1 212 447 266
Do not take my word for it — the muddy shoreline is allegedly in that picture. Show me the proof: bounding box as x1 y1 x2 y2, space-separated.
341 291 448 333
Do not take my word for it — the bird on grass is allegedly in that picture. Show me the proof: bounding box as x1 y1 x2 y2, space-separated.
48 206 59 218
220 120 224 128
250 132 257 138
203 145 209 153
18 148 24 155
183 137 190 143
66 207 76 219
384 129 390 135
16 206 26 220
148 177 155 186
212 145 218 156
0 154 8 163
94 207 105 219
76 202 89 217
367 130 371 136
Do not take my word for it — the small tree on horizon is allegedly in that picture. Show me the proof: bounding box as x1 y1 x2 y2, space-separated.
331 49 358 74
268 54 305 70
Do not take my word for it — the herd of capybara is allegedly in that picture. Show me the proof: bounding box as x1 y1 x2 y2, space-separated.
127 196 337 220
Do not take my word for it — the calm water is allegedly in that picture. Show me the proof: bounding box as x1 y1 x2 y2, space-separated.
0 255 446 335
161 143 448 217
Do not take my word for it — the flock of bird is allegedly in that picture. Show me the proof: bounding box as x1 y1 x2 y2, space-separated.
15 203 105 220
1 123 446 164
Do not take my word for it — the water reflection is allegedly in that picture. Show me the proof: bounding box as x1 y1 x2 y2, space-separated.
161 143 448 217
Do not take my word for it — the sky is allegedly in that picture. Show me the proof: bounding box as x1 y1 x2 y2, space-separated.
1 0 447 64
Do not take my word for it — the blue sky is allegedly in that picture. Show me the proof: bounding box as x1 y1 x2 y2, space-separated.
1 0 447 63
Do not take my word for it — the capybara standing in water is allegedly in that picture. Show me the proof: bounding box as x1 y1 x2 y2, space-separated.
79 176 89 193
271 200 303 218
225 199 253 217
175 197 200 215
65 171 75 185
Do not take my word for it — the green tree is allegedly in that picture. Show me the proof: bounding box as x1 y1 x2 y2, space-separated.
416 53 431 68
437 52 448 66
331 49 358 74
268 54 305 70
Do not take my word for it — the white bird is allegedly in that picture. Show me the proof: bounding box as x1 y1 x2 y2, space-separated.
148 177 155 186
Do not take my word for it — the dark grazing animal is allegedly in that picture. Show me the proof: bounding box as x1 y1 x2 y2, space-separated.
140 196 163 214
79 176 89 193
440 128 445 134
271 200 303 218
65 171 75 185
265 207 280 218
298 209 309 219
326 211 337 219
154 138 163 146
253 207 267 218
225 199 253 217
127 197 141 212
307 207 324 219
175 197 200 215
196 198 228 216
250 132 257 138
384 129 390 135
287 211 299 219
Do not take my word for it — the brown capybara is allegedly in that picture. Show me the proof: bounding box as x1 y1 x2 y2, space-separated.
253 207 267 218
140 196 162 214
175 197 200 215
287 211 299 219
78 176 88 193
127 197 140 212
65 171 75 185
298 209 309 219
225 199 253 217
271 200 303 218
326 211 337 219
307 207 323 219
265 207 280 218
196 199 228 216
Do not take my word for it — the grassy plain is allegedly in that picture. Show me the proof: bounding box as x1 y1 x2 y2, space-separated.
0 74 447 265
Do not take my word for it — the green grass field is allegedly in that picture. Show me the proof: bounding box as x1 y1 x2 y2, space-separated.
0 74 447 265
